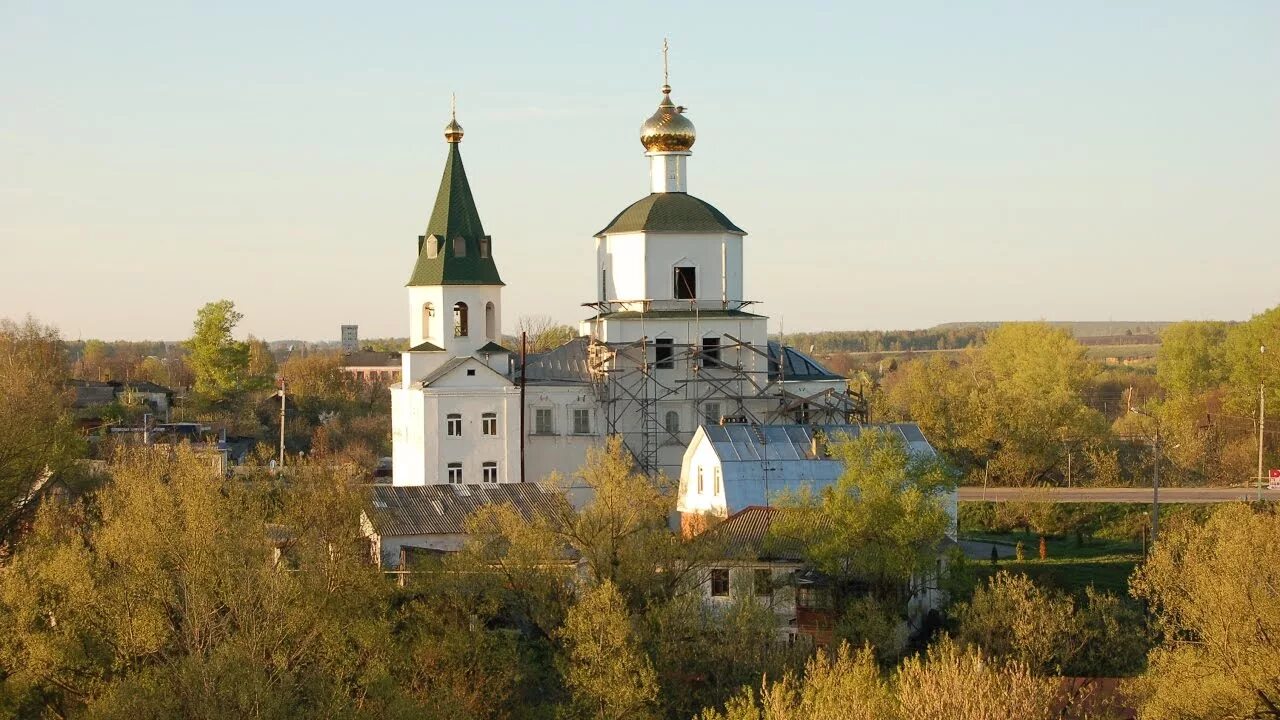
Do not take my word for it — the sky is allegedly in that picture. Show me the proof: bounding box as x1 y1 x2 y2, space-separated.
2 1 1278 342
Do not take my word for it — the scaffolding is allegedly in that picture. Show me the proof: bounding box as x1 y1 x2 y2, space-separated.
584 301 867 476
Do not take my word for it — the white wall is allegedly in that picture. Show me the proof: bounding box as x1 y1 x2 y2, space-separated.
407 283 504 354
595 231 744 311
677 430 728 516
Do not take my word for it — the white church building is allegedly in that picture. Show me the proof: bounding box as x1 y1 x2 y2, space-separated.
391 70 866 489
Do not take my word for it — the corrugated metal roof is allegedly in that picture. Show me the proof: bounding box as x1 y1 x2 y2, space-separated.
703 423 935 463
365 483 564 536
521 336 593 383
711 506 828 562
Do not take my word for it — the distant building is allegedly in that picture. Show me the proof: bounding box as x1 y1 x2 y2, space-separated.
341 325 359 353
341 351 401 384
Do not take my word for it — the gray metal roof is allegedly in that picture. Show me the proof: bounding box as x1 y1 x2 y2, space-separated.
520 336 593 384
767 342 844 382
365 483 564 536
701 423 934 463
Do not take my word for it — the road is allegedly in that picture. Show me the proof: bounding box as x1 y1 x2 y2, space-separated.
959 486 1280 503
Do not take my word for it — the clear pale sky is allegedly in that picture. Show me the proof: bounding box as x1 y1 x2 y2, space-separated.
2 1 1277 342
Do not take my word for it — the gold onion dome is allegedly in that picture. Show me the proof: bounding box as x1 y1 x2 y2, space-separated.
640 84 695 152
444 116 464 143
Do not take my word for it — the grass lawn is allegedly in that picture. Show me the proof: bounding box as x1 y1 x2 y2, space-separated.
965 531 1144 595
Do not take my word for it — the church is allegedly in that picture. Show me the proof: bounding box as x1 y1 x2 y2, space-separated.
389 65 865 491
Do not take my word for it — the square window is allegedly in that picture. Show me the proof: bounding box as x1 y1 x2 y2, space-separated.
754 569 773 597
572 408 591 435
654 338 674 369
447 462 463 484
466 368 476 376
703 402 721 427
482 462 498 483
534 408 554 435
710 568 730 597
446 413 462 437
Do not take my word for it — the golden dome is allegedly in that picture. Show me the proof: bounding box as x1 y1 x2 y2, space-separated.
444 117 464 143
640 85 695 153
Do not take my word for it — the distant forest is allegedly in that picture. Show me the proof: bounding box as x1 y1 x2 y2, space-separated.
785 321 1172 355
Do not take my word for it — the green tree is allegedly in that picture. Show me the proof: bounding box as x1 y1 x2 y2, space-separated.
697 643 893 720
1130 503 1280 718
0 449 417 719
769 429 955 654
558 580 658 720
185 300 253 413
0 318 86 545
1157 321 1230 398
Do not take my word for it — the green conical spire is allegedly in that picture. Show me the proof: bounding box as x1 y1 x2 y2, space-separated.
407 130 504 287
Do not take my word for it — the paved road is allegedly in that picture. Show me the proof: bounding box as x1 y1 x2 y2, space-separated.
959 486 1280 503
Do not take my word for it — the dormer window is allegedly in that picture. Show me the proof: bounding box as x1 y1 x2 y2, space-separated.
479 236 491 258
425 236 439 259
453 237 466 257
674 266 696 300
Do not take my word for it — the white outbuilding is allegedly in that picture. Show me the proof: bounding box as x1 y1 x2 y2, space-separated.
676 422 957 535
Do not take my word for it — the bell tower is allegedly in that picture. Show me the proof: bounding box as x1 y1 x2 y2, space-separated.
403 100 506 380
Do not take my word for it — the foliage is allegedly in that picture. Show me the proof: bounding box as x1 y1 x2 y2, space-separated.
882 323 1108 485
0 448 422 719
1130 503 1280 718
1156 321 1230 398
956 569 1151 678
771 429 954 605
0 318 86 545
698 638 1059 720
185 300 255 413
557 580 658 720
515 314 577 353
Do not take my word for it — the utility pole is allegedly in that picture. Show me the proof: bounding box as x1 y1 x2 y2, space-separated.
278 378 287 468
1131 406 1161 541
1260 344 1267 501
519 332 527 483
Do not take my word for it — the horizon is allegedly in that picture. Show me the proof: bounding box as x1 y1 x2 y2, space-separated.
3 2 1277 341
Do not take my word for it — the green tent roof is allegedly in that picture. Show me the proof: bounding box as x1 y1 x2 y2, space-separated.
407 143 504 287
595 193 745 237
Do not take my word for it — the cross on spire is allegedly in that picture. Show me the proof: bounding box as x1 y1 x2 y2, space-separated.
662 38 669 89
450 92 457 121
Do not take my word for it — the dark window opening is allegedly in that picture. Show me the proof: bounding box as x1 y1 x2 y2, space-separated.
655 338 674 369
755 569 773 597
701 337 721 368
479 236 490 258
710 568 730 597
674 266 697 300
453 302 469 337
453 237 466 257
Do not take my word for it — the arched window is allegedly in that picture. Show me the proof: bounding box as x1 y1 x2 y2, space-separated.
421 302 434 339
453 302 469 337
485 302 496 340
664 410 680 435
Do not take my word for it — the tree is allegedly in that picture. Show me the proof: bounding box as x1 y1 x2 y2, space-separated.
558 580 658 720
516 314 576 353
1130 503 1280 718
768 428 955 654
698 638 1058 720
1157 321 1230 399
185 300 253 413
0 449 417 718
0 318 85 546
955 572 1149 678
697 643 893 720
895 637 1057 720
